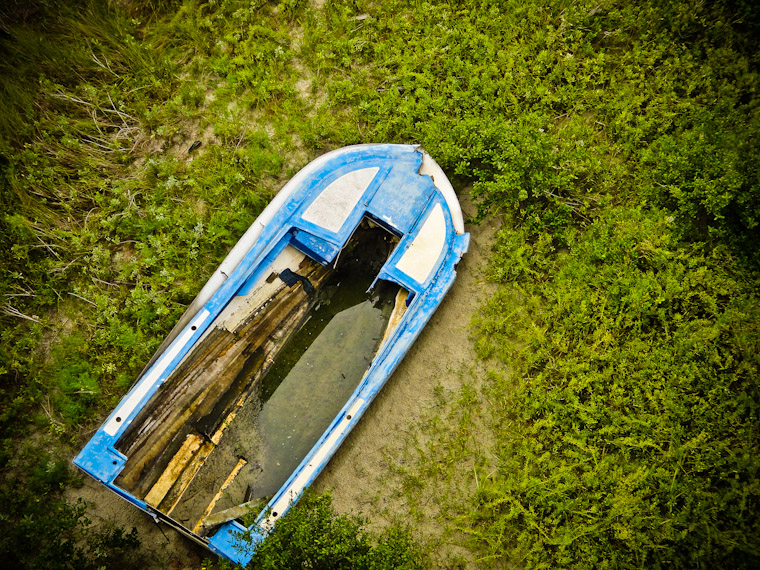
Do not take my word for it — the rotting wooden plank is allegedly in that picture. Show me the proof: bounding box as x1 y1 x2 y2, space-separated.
380 288 409 348
144 433 204 508
162 439 215 515
195 500 260 537
116 380 221 493
145 390 246 512
191 457 248 535
155 281 334 520
120 284 278 454
118 291 282 457
159 394 246 515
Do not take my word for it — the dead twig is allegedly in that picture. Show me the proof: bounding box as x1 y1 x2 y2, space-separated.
91 51 118 77
68 291 97 307
0 303 42 323
42 394 65 429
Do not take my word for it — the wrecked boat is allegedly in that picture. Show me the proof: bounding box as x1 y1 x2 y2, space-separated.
73 143 469 565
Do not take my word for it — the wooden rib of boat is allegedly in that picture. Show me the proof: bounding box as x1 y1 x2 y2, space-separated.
74 144 469 565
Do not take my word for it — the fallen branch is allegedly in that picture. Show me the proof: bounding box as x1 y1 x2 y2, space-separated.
0 303 42 323
68 291 97 307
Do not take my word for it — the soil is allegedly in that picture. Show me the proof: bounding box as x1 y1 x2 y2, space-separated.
67 476 210 569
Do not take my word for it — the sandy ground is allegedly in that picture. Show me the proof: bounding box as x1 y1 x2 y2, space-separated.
66 189 498 569
68 477 210 569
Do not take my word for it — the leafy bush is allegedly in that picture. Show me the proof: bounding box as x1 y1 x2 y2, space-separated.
473 207 760 569
640 108 760 264
0 451 140 570
238 492 425 570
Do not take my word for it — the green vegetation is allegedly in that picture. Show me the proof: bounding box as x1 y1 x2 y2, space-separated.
230 492 424 569
1 0 758 568
0 445 140 568
473 209 760 568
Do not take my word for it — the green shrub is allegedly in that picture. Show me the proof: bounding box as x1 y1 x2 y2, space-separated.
472 207 760 569
0 451 140 570
239 492 426 570
640 108 760 266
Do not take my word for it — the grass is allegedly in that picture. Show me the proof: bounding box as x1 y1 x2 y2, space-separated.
1 0 759 568
238 491 426 570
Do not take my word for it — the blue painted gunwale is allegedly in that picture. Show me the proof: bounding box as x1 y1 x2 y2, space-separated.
73 144 469 565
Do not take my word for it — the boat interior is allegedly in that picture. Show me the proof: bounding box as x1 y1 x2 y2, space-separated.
112 218 410 536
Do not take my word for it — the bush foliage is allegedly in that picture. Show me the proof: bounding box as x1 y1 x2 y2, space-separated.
474 208 760 568
0 448 140 569
238 492 425 570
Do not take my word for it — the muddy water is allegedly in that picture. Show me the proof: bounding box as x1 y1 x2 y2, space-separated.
253 293 393 497
169 267 398 527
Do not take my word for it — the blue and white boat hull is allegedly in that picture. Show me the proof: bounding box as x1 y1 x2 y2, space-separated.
74 144 469 565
